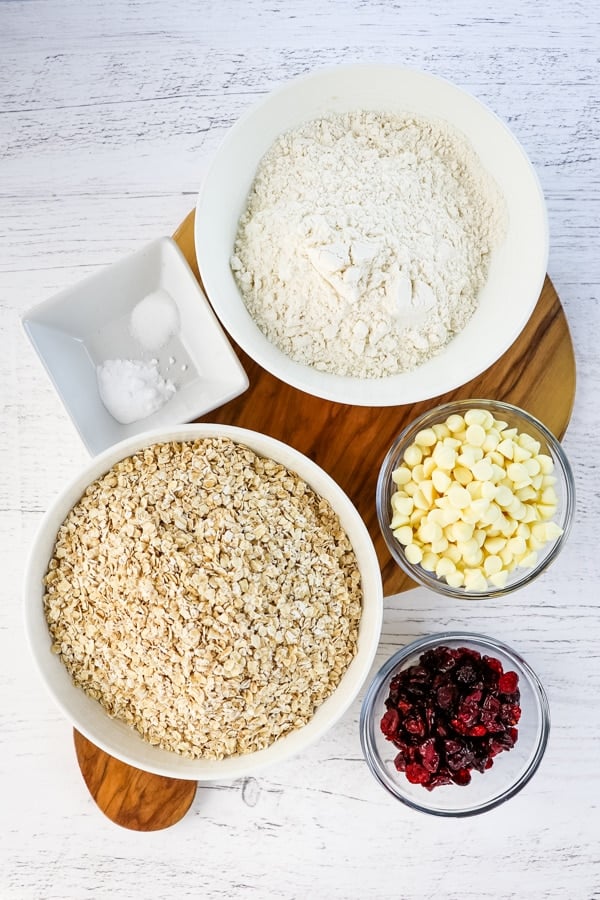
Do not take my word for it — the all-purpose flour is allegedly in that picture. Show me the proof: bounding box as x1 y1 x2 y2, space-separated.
231 111 506 378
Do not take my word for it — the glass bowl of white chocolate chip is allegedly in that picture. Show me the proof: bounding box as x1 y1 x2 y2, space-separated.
376 399 575 598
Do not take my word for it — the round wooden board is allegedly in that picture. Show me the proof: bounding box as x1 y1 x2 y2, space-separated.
73 730 197 831
174 209 576 597
75 208 575 831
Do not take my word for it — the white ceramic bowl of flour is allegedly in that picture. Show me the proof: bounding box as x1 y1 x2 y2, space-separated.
195 65 548 406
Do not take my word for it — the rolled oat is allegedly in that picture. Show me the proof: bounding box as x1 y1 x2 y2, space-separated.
43 438 362 759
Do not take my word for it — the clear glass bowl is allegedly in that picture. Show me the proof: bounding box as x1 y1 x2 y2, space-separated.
360 632 550 817
376 399 575 600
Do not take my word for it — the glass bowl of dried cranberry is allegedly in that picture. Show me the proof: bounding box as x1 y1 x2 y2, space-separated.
376 399 575 599
360 633 550 816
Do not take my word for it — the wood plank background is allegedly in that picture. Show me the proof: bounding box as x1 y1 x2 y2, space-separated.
1 2 599 898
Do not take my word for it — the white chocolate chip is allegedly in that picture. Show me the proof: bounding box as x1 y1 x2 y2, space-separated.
446 570 465 588
391 495 414 516
414 428 437 447
392 466 412 485
448 484 472 509
446 414 465 433
497 439 515 460
389 408 564 592
393 525 414 545
432 469 452 493
453 465 473 486
405 543 423 565
432 423 450 440
466 424 486 447
436 557 456 578
432 443 456 470
471 459 494 481
404 445 423 467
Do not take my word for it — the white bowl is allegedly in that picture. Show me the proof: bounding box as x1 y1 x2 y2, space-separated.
22 237 249 455
24 424 383 780
195 65 548 406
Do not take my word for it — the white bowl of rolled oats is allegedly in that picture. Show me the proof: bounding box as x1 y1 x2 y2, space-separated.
24 425 383 779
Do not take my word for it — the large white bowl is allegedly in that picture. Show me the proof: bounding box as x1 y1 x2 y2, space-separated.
195 65 548 406
24 424 383 780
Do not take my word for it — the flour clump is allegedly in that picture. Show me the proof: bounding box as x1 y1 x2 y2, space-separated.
231 111 506 377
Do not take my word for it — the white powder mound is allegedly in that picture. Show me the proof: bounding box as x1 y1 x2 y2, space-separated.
130 288 179 351
231 111 506 378
96 359 176 424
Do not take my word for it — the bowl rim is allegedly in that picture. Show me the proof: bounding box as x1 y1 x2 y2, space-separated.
195 62 549 407
20 237 250 455
23 423 383 780
376 398 576 599
359 631 551 817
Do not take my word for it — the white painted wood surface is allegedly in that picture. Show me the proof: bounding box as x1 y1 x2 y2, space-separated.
1 1 599 897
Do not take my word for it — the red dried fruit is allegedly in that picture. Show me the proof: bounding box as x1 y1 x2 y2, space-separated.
425 773 453 791
455 663 478 685
452 768 472 786
380 645 521 791
469 725 487 737
436 684 456 710
394 752 407 772
419 738 440 773
483 694 501 713
380 708 399 738
450 718 469 735
483 654 504 675
508 704 522 724
405 716 425 736
405 763 430 785
498 671 519 693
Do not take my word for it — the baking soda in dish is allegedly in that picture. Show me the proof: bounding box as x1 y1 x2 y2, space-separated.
96 359 176 424
232 110 506 378
129 288 179 350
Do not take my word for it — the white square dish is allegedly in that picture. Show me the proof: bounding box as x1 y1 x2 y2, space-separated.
22 236 249 455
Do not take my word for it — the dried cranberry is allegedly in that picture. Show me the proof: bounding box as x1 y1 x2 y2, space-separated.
450 718 469 735
394 751 407 772
483 654 504 675
498 671 519 693
443 739 462 755
483 694 501 713
426 773 453 790
380 645 521 791
436 684 457 710
468 725 487 737
380 708 399 738
405 763 430 785
454 663 478 685
419 739 440 773
405 716 426 736
452 768 472 786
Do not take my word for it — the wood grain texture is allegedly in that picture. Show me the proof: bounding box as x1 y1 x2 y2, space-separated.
2 1 600 897
73 730 197 831
174 209 576 596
